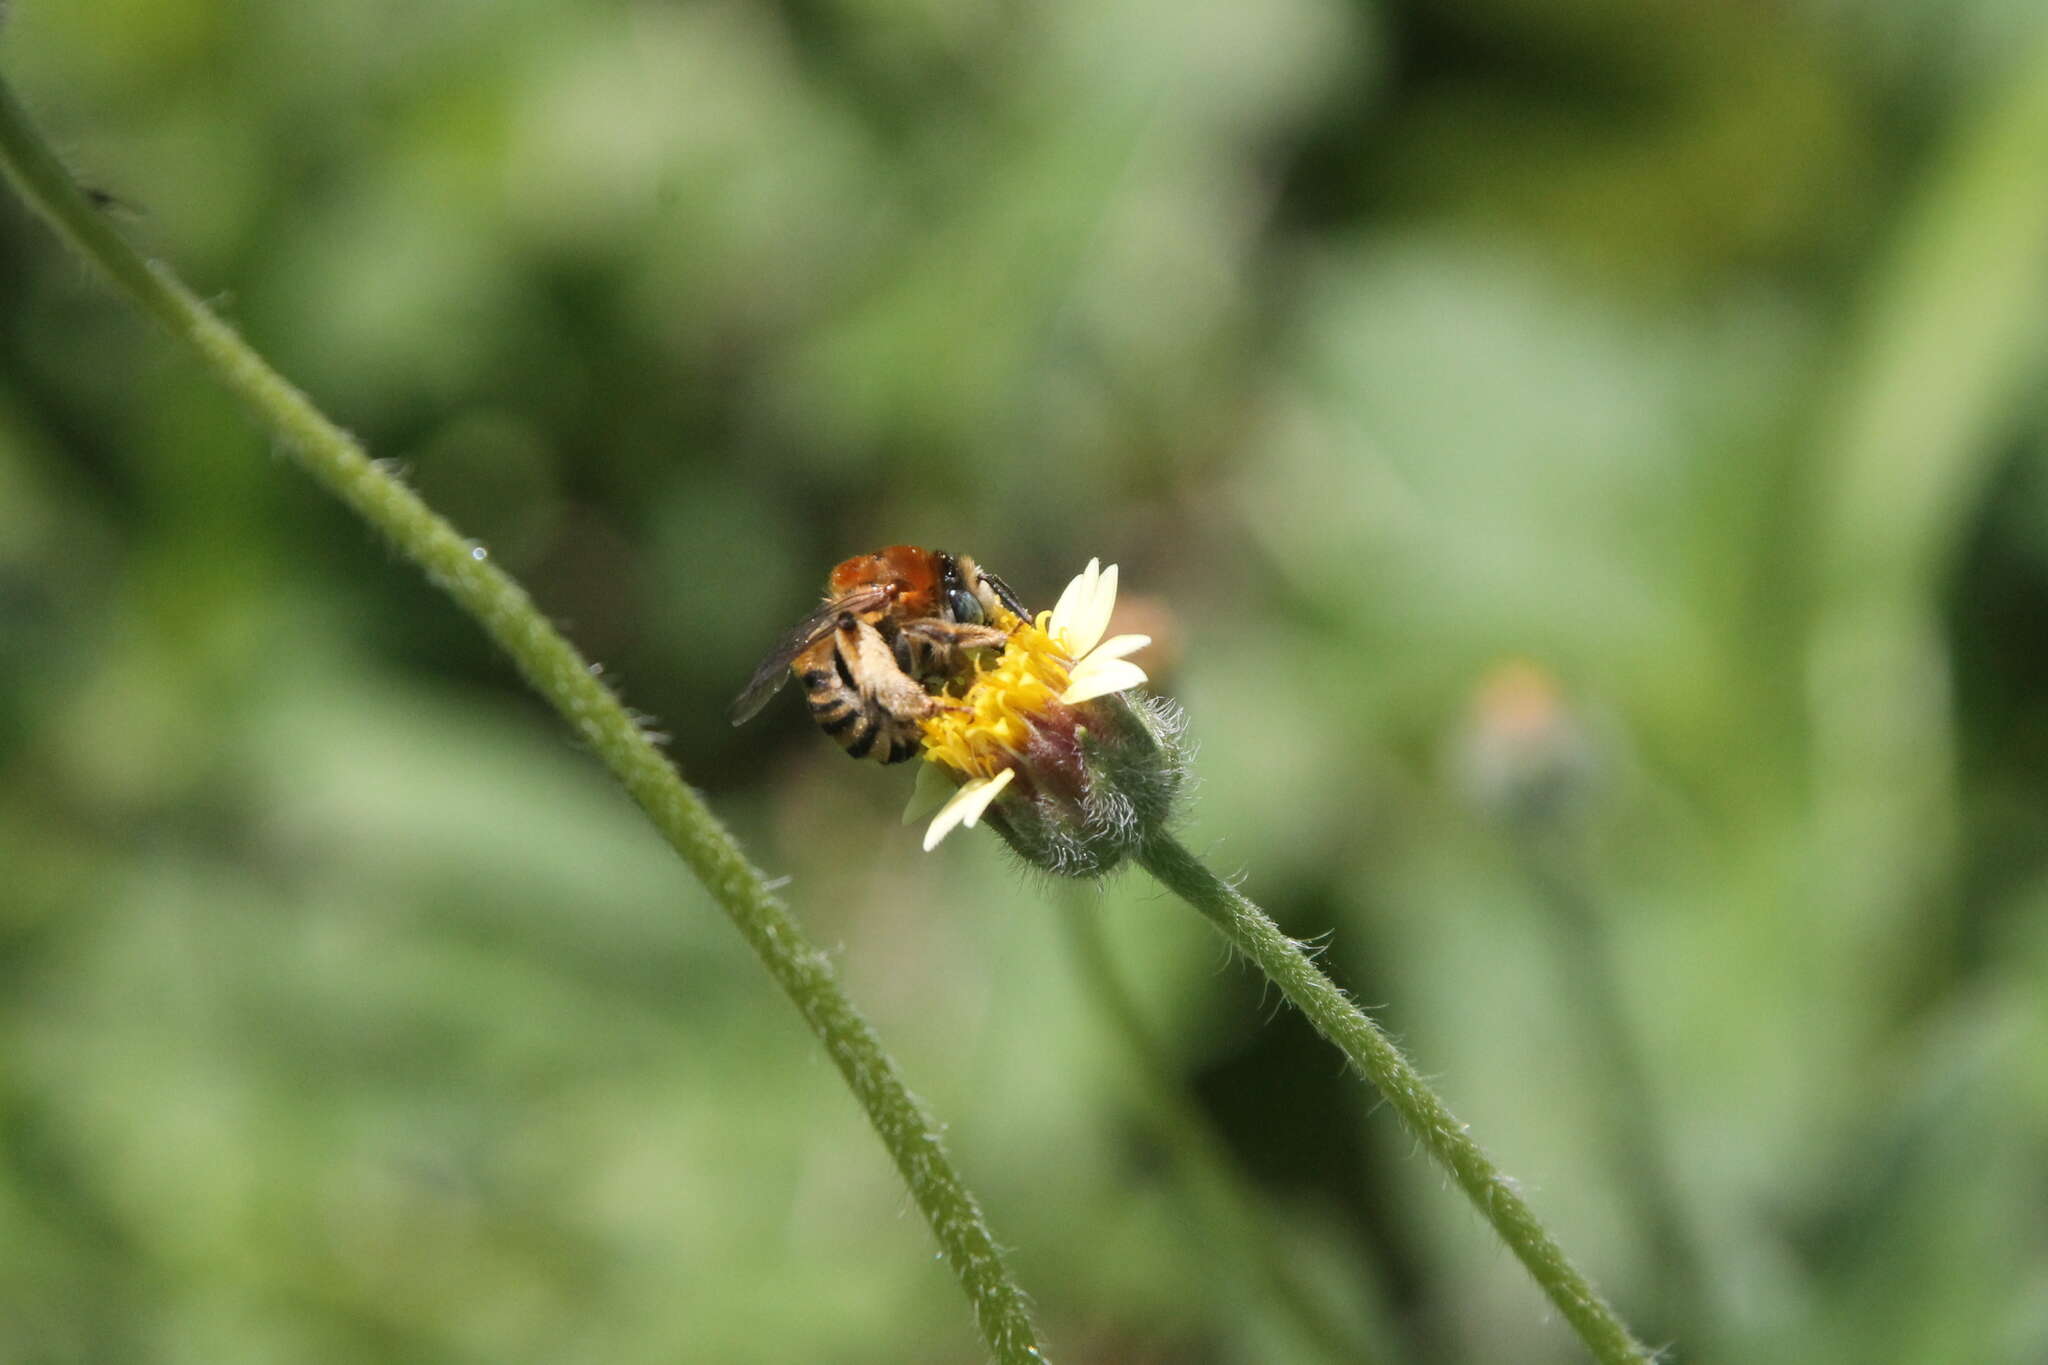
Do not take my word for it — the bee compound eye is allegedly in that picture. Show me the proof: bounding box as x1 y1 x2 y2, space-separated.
946 588 984 624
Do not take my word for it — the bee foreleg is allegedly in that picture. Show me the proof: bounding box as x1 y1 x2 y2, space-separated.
897 620 1011 658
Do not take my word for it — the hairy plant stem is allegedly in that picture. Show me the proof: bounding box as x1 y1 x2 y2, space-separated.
1136 832 1655 1365
1056 894 1397 1364
0 74 1043 1364
1517 830 1715 1355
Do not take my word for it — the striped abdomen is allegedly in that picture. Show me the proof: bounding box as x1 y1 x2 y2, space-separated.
794 626 927 765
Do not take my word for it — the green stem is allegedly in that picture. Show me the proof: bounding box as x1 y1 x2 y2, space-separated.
1056 895 1396 1364
1136 832 1655 1365
0 74 1043 1365
1520 833 1715 1354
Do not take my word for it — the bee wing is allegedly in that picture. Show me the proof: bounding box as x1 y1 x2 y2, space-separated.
727 586 892 726
728 611 839 726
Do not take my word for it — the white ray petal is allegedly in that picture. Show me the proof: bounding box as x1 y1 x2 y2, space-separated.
1060 657 1148 705
1048 558 1100 642
902 760 955 825
921 768 1016 851
1065 562 1118 658
1085 633 1150 663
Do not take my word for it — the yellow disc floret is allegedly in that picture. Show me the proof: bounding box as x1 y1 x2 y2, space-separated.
911 557 1172 867
919 608 1074 782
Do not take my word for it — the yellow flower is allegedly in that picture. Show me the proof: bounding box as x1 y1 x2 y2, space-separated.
911 559 1159 857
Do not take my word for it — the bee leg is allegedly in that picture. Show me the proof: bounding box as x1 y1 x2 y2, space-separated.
843 615 944 718
898 621 1012 655
958 556 1028 622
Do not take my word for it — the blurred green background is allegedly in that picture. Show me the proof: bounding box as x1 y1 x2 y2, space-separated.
6 0 2048 1361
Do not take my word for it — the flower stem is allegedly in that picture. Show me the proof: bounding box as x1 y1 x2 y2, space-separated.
1517 831 1715 1354
1135 831 1655 1365
0 73 1044 1364
1056 893 1399 1364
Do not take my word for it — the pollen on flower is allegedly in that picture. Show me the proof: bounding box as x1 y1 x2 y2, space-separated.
912 558 1179 868
918 558 1153 790
917 607 1073 783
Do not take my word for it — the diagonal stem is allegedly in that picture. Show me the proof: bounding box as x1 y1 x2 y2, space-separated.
1137 831 1656 1365
0 72 1044 1365
1056 894 1399 1363
1518 832 1716 1354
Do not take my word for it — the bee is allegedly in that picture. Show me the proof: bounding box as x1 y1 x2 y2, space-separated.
729 546 1026 763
